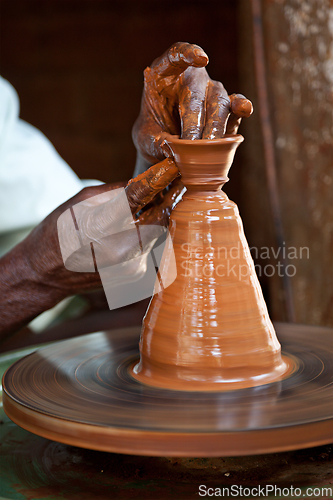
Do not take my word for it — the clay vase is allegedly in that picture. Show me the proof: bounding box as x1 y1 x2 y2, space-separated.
133 135 290 391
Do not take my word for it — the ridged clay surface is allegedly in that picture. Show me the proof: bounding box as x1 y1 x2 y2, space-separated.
133 135 292 390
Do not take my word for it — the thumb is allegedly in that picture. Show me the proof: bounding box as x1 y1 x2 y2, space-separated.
125 158 179 214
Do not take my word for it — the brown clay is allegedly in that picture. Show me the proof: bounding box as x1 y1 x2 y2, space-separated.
133 134 292 391
125 158 179 213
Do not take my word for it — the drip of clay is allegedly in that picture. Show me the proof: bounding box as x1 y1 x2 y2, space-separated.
133 134 291 391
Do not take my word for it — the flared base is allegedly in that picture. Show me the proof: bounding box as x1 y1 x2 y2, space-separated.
132 353 294 391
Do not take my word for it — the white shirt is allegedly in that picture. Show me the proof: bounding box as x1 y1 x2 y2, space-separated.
0 76 99 256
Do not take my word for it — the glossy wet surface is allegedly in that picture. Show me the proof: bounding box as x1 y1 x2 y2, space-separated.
137 135 289 392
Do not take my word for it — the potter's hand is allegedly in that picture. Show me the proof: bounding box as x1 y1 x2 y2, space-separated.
60 160 182 277
132 42 253 166
0 159 180 338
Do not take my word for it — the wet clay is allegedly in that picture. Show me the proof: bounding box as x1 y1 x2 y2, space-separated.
126 158 179 214
133 135 292 391
132 42 254 168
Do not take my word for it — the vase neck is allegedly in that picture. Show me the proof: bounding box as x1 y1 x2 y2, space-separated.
185 179 229 193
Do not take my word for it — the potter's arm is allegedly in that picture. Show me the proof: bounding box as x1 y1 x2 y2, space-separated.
133 42 253 175
0 160 179 341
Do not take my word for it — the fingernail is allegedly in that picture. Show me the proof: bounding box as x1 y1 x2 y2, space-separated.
193 48 209 65
231 97 253 117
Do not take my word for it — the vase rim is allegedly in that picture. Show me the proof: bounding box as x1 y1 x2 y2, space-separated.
163 133 244 146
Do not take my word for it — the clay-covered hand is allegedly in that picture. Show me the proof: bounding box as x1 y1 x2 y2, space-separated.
0 159 181 337
28 158 180 296
132 42 253 166
60 160 183 281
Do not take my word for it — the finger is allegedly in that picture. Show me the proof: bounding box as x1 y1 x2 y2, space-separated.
81 160 178 243
179 66 210 139
137 178 185 228
229 94 253 117
125 158 179 214
132 112 177 164
225 115 242 135
57 176 183 289
202 81 230 139
150 42 209 78
226 94 253 135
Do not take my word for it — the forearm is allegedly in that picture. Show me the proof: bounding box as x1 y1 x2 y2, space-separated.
0 157 180 343
0 241 64 342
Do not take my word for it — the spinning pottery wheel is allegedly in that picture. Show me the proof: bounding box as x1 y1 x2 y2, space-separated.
3 136 333 456
2 324 333 457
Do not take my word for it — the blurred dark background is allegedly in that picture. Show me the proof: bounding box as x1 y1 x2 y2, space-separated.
0 0 239 184
0 0 332 326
